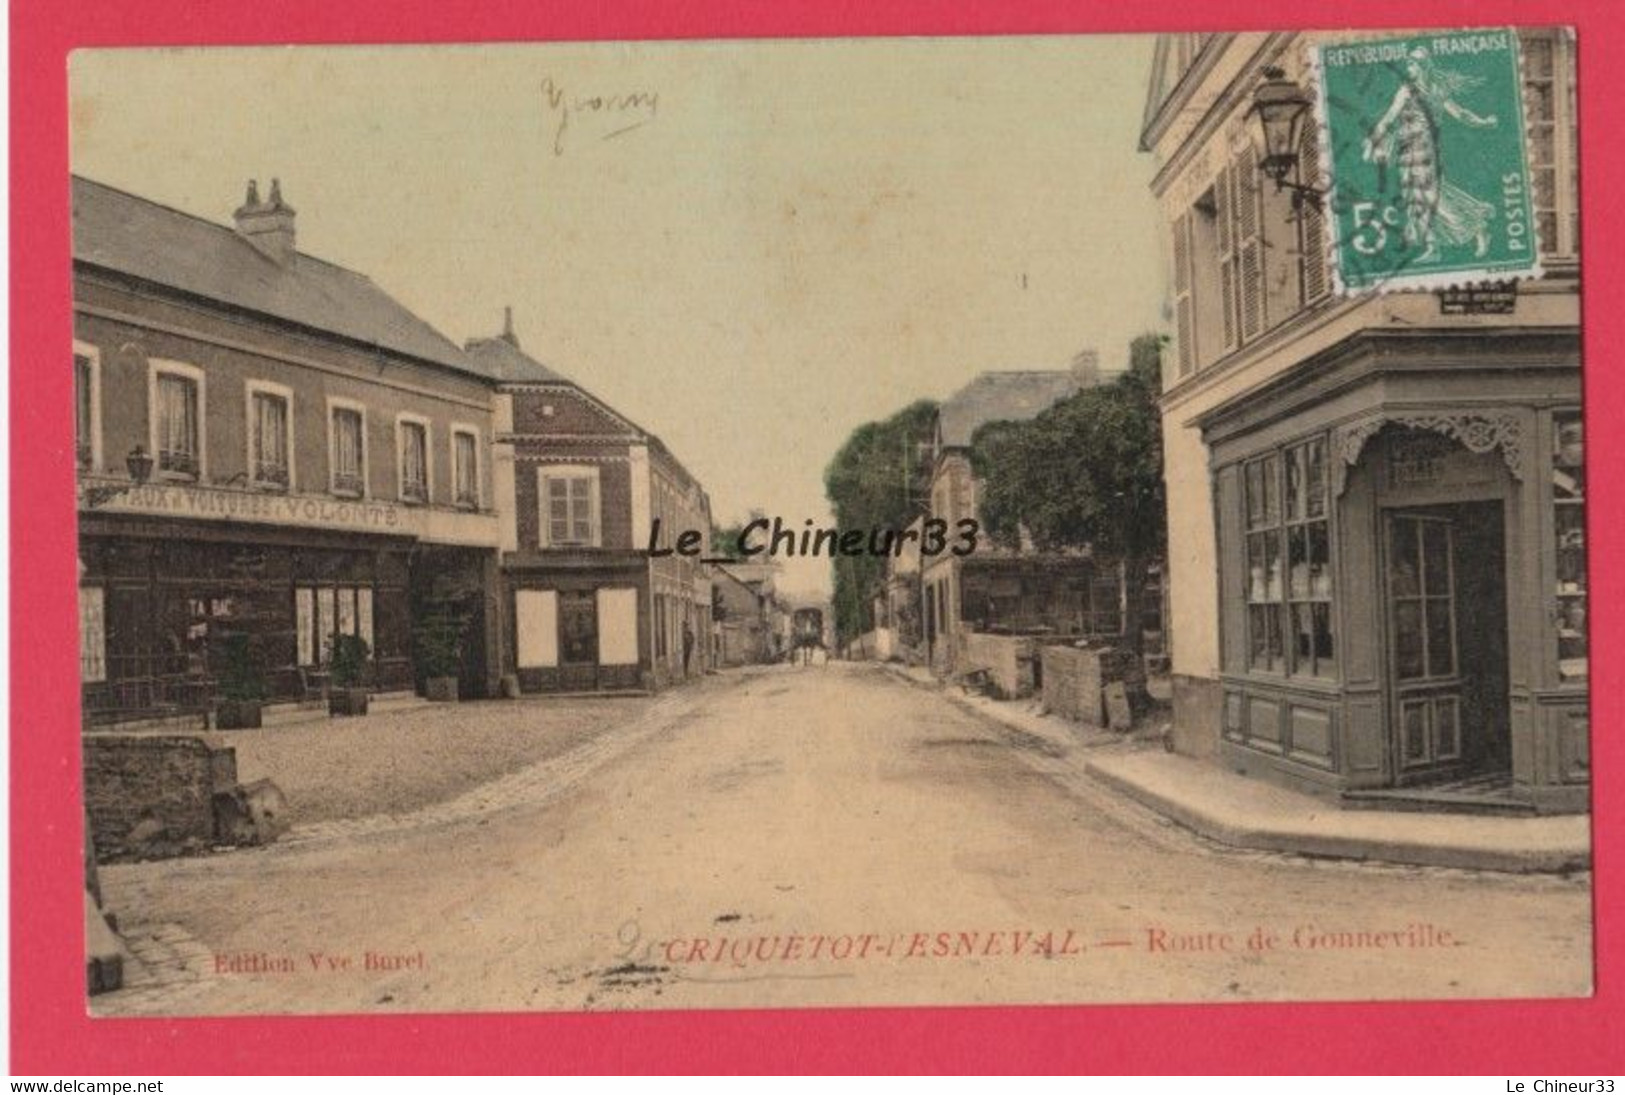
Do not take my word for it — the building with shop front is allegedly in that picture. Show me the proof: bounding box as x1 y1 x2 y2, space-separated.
472 315 713 692
74 177 504 723
1141 31 1585 810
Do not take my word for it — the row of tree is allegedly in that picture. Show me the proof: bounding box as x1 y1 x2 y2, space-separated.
823 334 1168 649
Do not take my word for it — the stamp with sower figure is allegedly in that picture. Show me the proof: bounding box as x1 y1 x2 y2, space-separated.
1313 29 1542 294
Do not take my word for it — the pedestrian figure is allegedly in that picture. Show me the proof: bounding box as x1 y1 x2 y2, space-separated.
682 621 695 676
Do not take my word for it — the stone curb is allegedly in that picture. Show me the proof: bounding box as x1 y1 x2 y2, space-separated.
1082 756 1591 875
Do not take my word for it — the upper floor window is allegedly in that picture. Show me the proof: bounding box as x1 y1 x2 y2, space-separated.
1523 30 1580 259
397 416 430 503
453 427 480 509
73 342 100 471
149 360 205 480
329 401 367 497
540 465 599 547
1171 127 1331 382
247 382 293 490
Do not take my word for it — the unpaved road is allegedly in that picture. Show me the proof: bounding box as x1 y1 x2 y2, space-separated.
95 663 1592 1015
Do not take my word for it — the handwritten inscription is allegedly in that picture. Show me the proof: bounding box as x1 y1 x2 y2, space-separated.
541 75 659 156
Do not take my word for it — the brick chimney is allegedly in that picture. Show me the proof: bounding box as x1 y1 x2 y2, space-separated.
500 305 520 348
233 178 297 265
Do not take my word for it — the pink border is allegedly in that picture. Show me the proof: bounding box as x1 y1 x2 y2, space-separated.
12 0 1621 1075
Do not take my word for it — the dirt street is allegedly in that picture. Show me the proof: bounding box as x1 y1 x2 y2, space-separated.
94 664 1593 1016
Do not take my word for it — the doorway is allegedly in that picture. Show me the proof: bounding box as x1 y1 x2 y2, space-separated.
557 590 598 691
1383 502 1510 785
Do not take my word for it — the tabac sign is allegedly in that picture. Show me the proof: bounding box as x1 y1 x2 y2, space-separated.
1313 29 1540 293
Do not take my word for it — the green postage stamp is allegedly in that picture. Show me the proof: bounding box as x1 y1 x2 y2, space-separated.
1313 29 1541 293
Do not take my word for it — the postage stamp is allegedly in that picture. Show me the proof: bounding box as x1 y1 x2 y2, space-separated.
1313 29 1541 293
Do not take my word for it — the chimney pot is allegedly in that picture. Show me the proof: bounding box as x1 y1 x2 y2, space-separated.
234 177 297 266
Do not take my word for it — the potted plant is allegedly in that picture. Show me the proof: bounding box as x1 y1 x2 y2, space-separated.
414 610 465 703
215 632 265 730
327 632 371 717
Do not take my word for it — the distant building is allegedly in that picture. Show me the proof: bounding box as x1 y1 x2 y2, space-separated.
711 566 771 666
473 314 713 692
920 360 1131 678
73 176 503 722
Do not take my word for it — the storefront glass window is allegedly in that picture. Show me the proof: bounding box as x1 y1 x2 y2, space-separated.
80 587 106 683
1245 438 1334 678
298 583 376 667
1553 412 1586 680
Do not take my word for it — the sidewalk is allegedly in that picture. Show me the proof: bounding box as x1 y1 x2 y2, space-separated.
875 660 1591 873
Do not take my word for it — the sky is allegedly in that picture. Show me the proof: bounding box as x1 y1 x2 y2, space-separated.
70 36 1166 596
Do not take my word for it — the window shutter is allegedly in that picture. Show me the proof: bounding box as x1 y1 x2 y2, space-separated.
1215 164 1238 352
1172 212 1195 377
1234 154 1263 340
1298 127 1330 301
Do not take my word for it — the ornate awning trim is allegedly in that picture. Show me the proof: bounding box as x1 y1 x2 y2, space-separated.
1332 410 1524 495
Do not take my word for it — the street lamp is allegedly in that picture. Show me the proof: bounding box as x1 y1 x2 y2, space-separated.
84 444 155 507
1249 67 1325 209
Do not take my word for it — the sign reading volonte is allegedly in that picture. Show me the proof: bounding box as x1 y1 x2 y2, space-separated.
1314 29 1540 293
78 479 493 540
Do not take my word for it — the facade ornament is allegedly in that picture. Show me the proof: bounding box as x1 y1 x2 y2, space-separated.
1332 409 1524 494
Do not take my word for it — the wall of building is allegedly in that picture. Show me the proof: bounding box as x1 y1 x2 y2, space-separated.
75 274 496 524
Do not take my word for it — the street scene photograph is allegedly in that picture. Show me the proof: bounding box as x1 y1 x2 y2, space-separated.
67 28 1591 1017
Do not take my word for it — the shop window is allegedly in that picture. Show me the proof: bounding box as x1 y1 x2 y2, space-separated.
296 584 374 667
248 383 292 489
151 362 204 479
1553 412 1586 680
79 587 106 683
398 417 429 503
540 465 599 547
453 427 480 508
329 403 367 496
1244 438 1335 678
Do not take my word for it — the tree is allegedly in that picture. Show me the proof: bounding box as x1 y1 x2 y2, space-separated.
971 333 1167 655
823 399 939 643
710 522 747 559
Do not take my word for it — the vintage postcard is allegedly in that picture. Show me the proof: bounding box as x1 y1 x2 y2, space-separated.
68 28 1591 1021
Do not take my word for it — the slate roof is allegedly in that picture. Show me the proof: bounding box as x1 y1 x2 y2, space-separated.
936 369 1090 448
71 174 481 377
462 332 570 384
